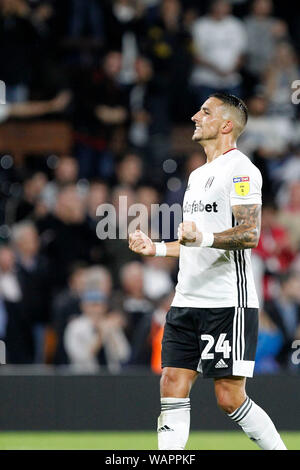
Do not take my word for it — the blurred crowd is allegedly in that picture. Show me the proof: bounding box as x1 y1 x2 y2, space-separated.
0 0 300 374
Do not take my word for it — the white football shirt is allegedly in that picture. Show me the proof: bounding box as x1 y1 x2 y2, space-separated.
172 149 262 309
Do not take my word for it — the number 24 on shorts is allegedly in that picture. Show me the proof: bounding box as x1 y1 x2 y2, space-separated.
201 333 231 360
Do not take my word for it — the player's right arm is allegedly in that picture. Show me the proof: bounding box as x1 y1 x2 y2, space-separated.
128 230 180 258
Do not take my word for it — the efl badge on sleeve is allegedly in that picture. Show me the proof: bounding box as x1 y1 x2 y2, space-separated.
233 176 250 196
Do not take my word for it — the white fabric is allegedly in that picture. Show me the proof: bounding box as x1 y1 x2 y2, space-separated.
172 149 262 308
232 360 255 377
158 398 190 450
143 265 173 300
154 242 167 257
233 400 287 450
0 272 22 302
201 232 214 247
64 316 99 371
191 16 247 88
238 115 295 157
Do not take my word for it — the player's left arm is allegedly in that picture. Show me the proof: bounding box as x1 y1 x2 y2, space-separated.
212 203 261 250
179 203 261 250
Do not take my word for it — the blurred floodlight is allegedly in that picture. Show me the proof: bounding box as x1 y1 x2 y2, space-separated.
0 155 13 170
0 225 11 239
163 159 177 174
47 154 59 170
167 177 181 192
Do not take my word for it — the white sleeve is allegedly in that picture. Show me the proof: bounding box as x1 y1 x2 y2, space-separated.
230 159 262 207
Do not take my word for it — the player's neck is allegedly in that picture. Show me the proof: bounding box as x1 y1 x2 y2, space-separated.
202 139 237 164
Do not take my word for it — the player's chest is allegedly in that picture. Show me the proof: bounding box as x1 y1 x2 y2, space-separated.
183 173 227 218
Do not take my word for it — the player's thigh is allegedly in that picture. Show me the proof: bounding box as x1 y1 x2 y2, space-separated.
160 367 198 398
161 307 201 372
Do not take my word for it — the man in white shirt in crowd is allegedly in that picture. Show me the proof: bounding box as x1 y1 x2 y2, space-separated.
64 290 130 373
190 0 247 106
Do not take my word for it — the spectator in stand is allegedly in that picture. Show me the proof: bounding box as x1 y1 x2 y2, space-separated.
101 185 141 285
82 264 126 317
84 180 109 265
84 265 113 298
189 0 247 107
72 50 129 180
238 93 295 200
240 92 295 156
24 1 56 64
12 220 52 363
136 184 161 238
128 55 173 168
37 185 92 290
0 0 58 102
262 41 300 118
143 0 190 74
150 290 174 375
244 0 289 95
128 56 165 152
113 151 143 189
254 308 283 374
42 155 79 211
119 261 154 367
252 201 295 305
8 172 48 224
271 145 300 208
103 0 146 55
64 289 130 372
86 181 109 221
277 181 300 251
0 0 39 102
142 0 193 121
68 0 104 43
0 244 31 363
263 271 300 371
242 94 295 156
52 261 88 365
143 256 175 301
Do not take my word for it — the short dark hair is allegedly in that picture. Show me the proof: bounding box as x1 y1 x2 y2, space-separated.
209 92 248 126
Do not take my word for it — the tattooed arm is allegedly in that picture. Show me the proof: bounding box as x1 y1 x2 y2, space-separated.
212 204 261 250
179 204 261 250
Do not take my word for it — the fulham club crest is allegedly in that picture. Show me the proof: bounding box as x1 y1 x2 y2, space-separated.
205 176 215 191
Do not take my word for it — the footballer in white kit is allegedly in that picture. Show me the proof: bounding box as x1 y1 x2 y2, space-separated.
163 148 262 378
129 92 286 450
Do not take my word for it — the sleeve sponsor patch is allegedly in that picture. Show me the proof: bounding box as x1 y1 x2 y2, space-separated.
233 176 250 196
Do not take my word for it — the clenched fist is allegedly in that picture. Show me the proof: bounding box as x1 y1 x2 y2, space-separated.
178 221 203 246
128 229 156 256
